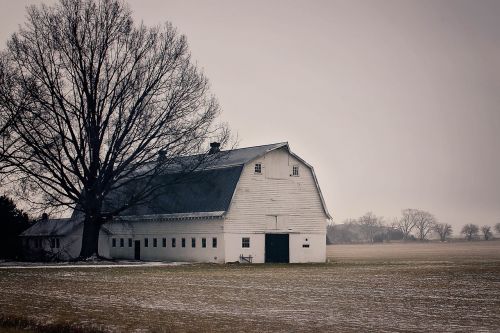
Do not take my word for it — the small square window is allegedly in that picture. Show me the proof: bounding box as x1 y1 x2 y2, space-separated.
120 238 124 247
112 238 116 247
162 238 167 247
191 237 196 248
128 238 133 247
172 238 177 248
153 238 158 247
254 163 262 174
212 237 217 248
292 165 299 176
242 237 250 248
181 238 186 248
202 238 206 248
144 238 149 247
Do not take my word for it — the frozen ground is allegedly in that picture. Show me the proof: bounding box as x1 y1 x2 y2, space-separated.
0 241 499 332
0 261 189 269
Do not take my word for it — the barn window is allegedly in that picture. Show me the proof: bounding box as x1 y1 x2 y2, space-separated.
56 238 60 248
153 238 158 247
254 163 262 174
212 237 217 248
112 238 116 247
242 237 250 248
181 238 186 248
191 237 196 248
128 238 133 247
292 165 299 176
302 244 310 248
162 238 167 247
144 238 149 247
202 238 207 248
120 238 124 247
172 238 176 248
50 238 56 249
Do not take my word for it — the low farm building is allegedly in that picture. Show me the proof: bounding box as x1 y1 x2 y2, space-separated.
21 142 331 263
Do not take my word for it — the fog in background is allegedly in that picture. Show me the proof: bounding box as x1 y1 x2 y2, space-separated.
1 0 499 229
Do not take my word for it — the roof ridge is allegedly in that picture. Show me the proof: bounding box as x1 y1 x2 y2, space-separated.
221 142 288 153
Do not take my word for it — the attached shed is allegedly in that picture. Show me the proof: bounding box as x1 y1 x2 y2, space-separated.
21 217 110 260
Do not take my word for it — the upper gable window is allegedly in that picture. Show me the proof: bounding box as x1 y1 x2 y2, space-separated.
292 165 299 176
254 163 262 174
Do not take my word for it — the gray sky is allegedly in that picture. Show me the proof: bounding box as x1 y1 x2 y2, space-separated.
1 0 499 228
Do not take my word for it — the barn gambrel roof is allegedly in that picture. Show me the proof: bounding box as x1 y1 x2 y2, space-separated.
112 142 331 220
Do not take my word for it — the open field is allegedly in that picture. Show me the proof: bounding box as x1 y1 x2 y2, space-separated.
327 240 500 262
0 242 499 332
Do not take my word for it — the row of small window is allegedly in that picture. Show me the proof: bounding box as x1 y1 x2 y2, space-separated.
254 163 300 176
112 237 217 248
31 238 60 249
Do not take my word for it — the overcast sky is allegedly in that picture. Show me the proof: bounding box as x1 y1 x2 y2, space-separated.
1 0 499 228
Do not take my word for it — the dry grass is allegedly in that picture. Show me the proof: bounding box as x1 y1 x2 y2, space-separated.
1 241 499 332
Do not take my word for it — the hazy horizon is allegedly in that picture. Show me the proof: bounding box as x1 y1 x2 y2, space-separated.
1 0 499 229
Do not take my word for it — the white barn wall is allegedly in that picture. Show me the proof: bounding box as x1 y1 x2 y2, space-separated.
224 148 328 263
105 219 225 262
224 233 265 263
289 234 326 263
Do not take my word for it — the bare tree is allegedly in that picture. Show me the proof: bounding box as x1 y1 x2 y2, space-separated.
358 212 382 243
480 225 492 241
433 223 452 242
414 210 436 241
0 0 229 258
461 224 479 241
495 223 500 235
393 209 418 241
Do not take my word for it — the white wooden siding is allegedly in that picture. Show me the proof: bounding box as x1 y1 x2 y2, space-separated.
104 219 225 262
224 148 328 234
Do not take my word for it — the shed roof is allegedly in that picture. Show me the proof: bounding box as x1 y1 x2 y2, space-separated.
21 218 82 237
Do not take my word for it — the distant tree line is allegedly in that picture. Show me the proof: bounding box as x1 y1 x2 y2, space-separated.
327 209 500 244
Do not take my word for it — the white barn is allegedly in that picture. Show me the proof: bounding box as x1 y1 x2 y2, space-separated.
21 142 331 263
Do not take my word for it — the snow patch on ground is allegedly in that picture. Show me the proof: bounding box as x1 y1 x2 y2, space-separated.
0 261 191 269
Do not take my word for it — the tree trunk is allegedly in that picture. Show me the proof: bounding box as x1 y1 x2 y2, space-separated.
79 213 102 259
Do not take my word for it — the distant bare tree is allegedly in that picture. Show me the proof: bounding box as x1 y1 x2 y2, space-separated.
433 223 452 242
481 225 492 241
393 209 418 241
461 224 479 241
358 212 382 243
0 0 230 258
414 210 436 241
495 223 500 235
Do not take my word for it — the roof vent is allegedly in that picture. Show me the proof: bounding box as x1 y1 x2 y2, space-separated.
209 142 220 154
41 212 49 221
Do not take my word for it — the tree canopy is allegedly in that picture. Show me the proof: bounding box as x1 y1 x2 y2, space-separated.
0 0 230 258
